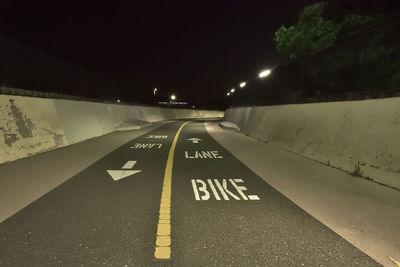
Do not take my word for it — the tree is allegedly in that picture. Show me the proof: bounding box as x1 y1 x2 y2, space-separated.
270 1 399 101
273 1 381 60
274 2 341 60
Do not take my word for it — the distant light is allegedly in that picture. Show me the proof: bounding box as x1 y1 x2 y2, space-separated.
170 94 176 101
192 106 195 109
230 88 235 93
153 88 158 95
239 82 246 88
159 101 187 105
117 99 121 103
259 69 271 78
227 92 230 96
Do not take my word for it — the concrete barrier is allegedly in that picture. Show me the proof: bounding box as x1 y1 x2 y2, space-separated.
0 93 223 164
224 98 400 189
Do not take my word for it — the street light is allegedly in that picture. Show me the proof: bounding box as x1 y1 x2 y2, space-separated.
259 69 271 78
227 92 230 96
230 88 235 93
153 88 158 95
239 82 246 88
170 94 176 101
117 99 121 103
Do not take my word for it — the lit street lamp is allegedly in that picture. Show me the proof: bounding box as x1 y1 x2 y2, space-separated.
153 88 158 95
170 94 176 101
259 69 271 78
239 82 246 88
227 92 230 96
230 88 235 93
117 99 121 103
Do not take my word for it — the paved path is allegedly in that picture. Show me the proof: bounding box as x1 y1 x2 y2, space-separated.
0 121 379 266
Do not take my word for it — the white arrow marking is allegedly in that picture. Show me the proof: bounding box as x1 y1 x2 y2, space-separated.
107 170 142 181
187 138 202 144
122 160 138 169
107 160 142 181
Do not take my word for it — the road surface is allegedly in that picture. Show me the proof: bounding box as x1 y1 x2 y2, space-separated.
0 120 379 266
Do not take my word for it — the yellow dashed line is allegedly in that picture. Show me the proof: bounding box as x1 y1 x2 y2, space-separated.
154 121 190 260
389 257 400 267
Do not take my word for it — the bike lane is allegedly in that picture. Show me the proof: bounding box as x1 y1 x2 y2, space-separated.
169 121 379 266
0 121 184 266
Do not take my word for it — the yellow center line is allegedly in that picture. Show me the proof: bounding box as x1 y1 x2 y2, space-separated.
389 257 400 267
154 121 190 259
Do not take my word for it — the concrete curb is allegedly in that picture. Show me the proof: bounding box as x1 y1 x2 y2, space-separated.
218 121 240 132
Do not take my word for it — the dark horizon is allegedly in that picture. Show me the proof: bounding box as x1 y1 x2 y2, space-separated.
1 0 399 109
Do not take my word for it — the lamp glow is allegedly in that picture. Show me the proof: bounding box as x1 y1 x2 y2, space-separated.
259 69 271 78
239 82 246 88
170 94 176 101
230 88 235 93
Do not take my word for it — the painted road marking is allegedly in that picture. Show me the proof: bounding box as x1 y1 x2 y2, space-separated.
184 150 223 159
146 135 168 139
248 195 260 200
122 160 138 169
389 257 400 267
154 122 190 260
191 179 260 201
130 143 162 149
106 161 142 181
187 137 202 143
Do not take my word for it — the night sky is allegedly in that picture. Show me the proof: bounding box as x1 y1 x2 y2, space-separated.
1 0 396 109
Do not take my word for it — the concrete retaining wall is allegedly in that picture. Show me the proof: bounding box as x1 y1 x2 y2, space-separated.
0 94 223 164
224 98 400 189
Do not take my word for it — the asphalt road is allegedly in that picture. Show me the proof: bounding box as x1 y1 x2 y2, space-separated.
0 120 379 266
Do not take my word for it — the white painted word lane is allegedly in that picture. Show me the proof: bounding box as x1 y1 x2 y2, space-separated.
184 151 223 159
130 143 162 149
191 179 260 201
107 160 142 181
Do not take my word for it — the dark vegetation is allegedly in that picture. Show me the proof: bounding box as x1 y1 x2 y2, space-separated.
230 0 400 107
